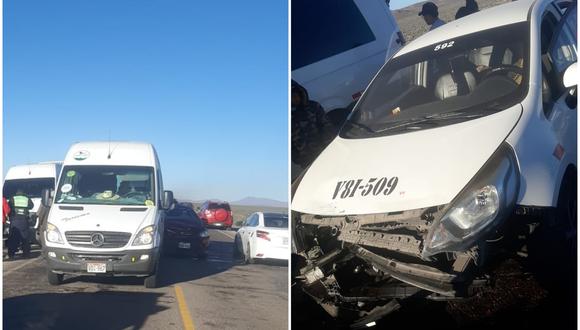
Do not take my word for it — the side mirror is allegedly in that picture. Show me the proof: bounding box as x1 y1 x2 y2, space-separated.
162 190 174 210
563 62 577 89
41 189 52 207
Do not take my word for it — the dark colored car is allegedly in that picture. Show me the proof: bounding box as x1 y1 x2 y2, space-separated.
164 204 209 258
198 200 233 229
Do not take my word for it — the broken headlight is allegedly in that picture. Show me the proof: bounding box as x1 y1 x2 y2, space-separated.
422 143 519 258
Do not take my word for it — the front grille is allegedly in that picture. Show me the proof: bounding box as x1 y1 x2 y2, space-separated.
65 231 132 248
70 254 125 262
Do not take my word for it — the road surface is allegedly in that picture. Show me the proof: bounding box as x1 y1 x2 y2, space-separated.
4 229 288 330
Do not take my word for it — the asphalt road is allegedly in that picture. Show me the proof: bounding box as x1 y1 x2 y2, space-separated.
3 229 288 330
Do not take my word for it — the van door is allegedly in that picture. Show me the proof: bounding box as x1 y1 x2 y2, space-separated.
292 0 402 113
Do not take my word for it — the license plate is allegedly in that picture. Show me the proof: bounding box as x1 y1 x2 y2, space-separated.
87 263 106 273
178 242 191 249
282 237 289 245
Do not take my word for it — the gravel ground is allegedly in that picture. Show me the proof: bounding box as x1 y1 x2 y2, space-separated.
393 0 512 43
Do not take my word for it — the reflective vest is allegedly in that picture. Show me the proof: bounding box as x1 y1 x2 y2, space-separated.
12 195 31 216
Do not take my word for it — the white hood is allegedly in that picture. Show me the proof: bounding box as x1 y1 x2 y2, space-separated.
292 105 522 216
48 204 156 241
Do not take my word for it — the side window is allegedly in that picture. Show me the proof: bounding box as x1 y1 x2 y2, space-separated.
243 214 254 227
548 5 577 78
248 214 259 227
542 4 577 114
291 0 376 70
540 9 562 114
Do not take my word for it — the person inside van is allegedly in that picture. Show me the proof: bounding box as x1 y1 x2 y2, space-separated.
418 2 445 31
291 81 336 171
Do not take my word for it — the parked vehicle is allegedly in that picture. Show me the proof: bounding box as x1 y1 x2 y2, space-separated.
198 200 233 229
42 141 173 288
164 203 209 258
234 212 289 263
292 0 404 126
3 161 63 244
291 0 577 325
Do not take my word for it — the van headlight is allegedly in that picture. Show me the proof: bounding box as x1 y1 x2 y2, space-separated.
199 230 209 238
46 223 64 244
132 225 155 246
422 143 520 258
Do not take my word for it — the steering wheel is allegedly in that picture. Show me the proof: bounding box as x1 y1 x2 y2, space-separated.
480 64 524 80
124 191 143 199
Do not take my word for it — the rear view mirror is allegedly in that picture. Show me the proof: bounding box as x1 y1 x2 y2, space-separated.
162 190 174 210
41 189 52 207
563 62 577 89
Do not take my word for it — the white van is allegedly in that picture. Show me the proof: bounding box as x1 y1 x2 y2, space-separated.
42 141 173 288
292 0 577 324
292 0 404 124
3 161 63 242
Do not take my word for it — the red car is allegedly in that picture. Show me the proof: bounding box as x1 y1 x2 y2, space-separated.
198 200 233 229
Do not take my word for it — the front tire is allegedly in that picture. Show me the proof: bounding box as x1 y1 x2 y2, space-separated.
144 254 161 288
48 271 63 286
233 235 242 260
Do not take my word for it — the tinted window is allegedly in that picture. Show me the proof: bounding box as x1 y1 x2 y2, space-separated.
292 0 376 70
208 202 231 211
541 5 576 111
3 178 55 199
168 206 203 222
549 5 577 77
264 215 288 228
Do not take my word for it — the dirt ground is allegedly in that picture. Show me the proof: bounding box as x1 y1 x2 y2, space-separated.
393 0 512 43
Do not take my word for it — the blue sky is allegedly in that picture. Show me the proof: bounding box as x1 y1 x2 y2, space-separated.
391 0 424 10
4 1 288 202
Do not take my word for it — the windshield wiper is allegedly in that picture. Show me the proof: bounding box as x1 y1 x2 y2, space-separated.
374 118 430 133
424 111 482 120
347 121 378 133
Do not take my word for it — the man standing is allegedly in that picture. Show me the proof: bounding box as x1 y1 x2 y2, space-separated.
418 2 445 31
291 81 336 180
7 189 34 259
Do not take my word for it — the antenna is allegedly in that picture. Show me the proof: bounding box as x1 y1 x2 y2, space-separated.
108 130 112 159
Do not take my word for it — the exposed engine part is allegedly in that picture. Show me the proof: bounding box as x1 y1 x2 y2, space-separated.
304 267 326 285
306 245 323 260
452 252 473 272
300 205 444 233
339 229 423 257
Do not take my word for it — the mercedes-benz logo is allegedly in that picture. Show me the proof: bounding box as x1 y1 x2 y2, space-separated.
91 233 105 247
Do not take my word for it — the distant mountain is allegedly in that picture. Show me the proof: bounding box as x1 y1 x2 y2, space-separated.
231 197 287 208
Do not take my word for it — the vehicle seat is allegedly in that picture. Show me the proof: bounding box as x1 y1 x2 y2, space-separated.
434 71 476 100
117 181 135 196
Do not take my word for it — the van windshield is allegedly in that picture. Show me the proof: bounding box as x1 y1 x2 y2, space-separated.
3 178 55 199
341 22 529 139
55 166 155 206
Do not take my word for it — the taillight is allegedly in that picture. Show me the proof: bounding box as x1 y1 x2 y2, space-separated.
256 230 270 241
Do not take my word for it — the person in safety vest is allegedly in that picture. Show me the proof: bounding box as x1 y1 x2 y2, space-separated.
7 189 34 259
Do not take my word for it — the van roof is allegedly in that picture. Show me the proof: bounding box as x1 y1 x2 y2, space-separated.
63 141 158 167
4 163 61 181
395 0 535 58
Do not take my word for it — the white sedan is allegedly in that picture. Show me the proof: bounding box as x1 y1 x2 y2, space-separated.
234 212 289 263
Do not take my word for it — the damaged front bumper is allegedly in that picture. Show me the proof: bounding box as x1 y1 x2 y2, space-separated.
292 206 521 326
